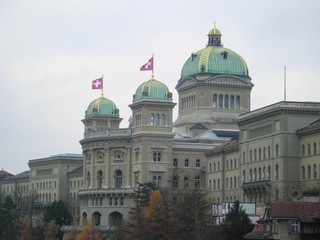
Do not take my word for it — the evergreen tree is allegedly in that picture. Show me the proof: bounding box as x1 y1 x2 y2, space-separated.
44 200 72 227
0 195 18 239
221 200 254 240
172 189 209 240
134 182 156 207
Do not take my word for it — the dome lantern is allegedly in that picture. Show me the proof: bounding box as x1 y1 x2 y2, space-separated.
208 21 222 46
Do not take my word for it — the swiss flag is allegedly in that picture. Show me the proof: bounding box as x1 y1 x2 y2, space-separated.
92 77 103 89
140 57 153 71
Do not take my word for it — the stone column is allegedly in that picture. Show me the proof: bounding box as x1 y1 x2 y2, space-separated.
126 146 132 187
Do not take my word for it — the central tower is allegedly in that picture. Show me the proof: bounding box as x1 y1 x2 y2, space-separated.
174 24 254 137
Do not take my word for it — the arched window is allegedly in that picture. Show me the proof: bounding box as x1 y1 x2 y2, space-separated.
224 95 229 108
254 149 257 161
275 165 279 180
268 146 271 158
196 159 200 168
184 176 189 188
234 159 237 168
217 179 220 190
172 175 178 188
115 170 123 188
195 176 200 188
87 171 91 187
158 152 161 161
236 96 240 109
302 144 305 156
258 167 261 181
173 158 178 167
230 95 235 109
254 168 257 181
249 169 252 182
314 164 317 178
259 148 261 160
97 170 103 188
234 177 237 188
230 177 232 189
263 147 266 159
150 114 154 125
263 166 266 180
302 166 305 179
185 159 189 167
268 166 271 180
308 144 311 155
243 152 246 163
209 163 212 172
226 178 229 189
218 95 223 108
213 94 217 108
242 170 246 183
314 142 317 154
161 114 165 126
230 159 233 169
156 114 160 126
250 150 252 162
227 160 229 170
214 162 216 172
275 144 279 157
308 165 311 179
213 180 216 190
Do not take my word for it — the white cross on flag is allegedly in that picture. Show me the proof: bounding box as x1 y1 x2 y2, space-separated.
140 57 153 71
92 77 103 90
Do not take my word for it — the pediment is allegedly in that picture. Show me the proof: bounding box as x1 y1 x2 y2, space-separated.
176 77 197 89
206 75 253 87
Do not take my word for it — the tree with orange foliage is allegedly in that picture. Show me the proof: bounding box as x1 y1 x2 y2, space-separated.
44 220 59 240
65 217 78 240
144 190 175 240
18 217 32 240
76 218 102 240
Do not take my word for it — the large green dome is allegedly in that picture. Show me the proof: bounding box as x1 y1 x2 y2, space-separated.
86 96 119 116
180 26 249 79
134 78 172 101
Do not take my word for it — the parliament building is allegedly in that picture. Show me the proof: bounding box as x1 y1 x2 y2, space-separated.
1 24 320 228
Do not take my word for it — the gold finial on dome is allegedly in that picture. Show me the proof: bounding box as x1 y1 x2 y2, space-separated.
101 92 104 97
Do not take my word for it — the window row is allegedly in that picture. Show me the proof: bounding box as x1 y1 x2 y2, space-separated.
150 114 166 126
302 164 320 179
70 179 84 189
208 176 239 191
37 192 57 202
172 176 203 189
242 145 279 163
173 158 201 168
33 180 57 191
181 95 196 111
86 170 123 188
242 165 279 182
209 158 238 173
301 142 318 156
213 94 240 109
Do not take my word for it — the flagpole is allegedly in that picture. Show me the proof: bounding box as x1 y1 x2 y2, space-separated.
152 53 154 79
102 74 104 97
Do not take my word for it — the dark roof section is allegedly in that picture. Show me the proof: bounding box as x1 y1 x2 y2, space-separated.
0 170 13 181
244 220 272 239
212 129 239 138
205 139 239 155
190 123 208 130
3 171 30 181
271 202 320 222
68 166 83 175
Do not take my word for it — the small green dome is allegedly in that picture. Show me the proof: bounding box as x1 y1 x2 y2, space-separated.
180 25 249 79
134 79 172 101
86 96 119 116
208 27 221 35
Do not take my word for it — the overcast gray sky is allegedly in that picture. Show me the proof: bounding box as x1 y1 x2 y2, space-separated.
1 0 319 174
